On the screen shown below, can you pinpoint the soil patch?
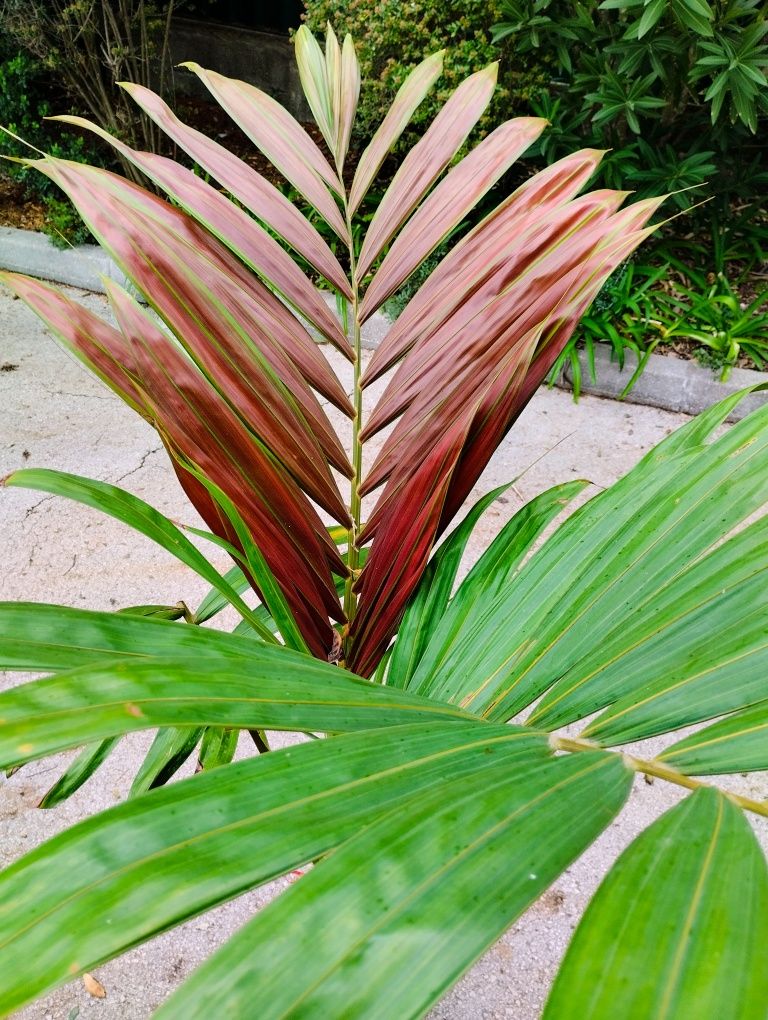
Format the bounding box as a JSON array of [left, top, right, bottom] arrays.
[[0, 178, 46, 232]]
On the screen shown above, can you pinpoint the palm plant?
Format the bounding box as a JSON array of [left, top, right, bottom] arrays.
[[1, 25, 767, 1018]]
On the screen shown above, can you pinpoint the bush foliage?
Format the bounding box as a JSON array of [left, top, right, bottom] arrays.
[[0, 44, 96, 245], [302, 0, 547, 146], [492, 0, 768, 210]]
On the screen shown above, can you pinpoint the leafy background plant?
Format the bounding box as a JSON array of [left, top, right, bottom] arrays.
[[0, 39, 103, 245], [302, 0, 547, 149], [1, 25, 767, 1019], [489, 0, 768, 381], [303, 0, 768, 381], [0, 0, 185, 244]]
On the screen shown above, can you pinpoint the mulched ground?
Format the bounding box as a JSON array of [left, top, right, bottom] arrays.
[[0, 178, 46, 232]]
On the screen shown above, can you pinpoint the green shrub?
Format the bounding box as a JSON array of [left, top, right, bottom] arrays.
[[492, 0, 768, 224], [490, 0, 768, 388], [493, 0, 768, 138], [302, 0, 548, 147], [0, 44, 97, 245]]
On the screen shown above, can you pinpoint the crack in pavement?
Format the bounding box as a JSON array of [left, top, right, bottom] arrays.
[[41, 387, 115, 402], [114, 445, 163, 484], [22, 495, 55, 521]]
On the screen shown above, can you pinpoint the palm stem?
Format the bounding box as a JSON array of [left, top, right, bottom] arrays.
[[551, 735, 768, 819], [343, 207, 363, 634]]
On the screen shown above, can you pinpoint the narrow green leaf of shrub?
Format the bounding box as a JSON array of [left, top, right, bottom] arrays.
[[38, 738, 120, 809], [543, 789, 768, 1020], [157, 752, 631, 1020], [0, 656, 473, 769], [129, 727, 205, 798], [0, 722, 548, 1015], [659, 699, 768, 775], [3, 469, 274, 642]]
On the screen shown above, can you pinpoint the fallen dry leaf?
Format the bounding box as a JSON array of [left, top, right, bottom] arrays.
[[82, 972, 106, 998]]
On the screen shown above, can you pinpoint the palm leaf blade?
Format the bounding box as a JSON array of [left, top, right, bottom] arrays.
[[0, 656, 472, 769], [543, 789, 768, 1019], [119, 82, 352, 297], [157, 752, 630, 1019], [659, 701, 768, 774], [0, 722, 548, 1014], [355, 63, 499, 282]]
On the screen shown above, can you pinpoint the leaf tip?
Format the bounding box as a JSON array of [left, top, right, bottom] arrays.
[[485, 61, 500, 83]]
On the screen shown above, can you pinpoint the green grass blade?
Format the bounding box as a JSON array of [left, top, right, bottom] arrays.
[[544, 789, 768, 1019], [157, 752, 630, 1019], [0, 722, 548, 1015]]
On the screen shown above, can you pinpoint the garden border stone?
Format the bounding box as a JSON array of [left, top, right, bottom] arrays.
[[558, 344, 768, 422], [0, 226, 130, 293], [3, 225, 767, 419]]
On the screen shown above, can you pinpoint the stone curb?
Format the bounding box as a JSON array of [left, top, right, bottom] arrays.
[[0, 226, 131, 293], [0, 226, 393, 347], [557, 344, 768, 422], [3, 225, 767, 419]]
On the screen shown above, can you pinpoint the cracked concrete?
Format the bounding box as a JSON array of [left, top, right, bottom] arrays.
[[114, 446, 164, 485], [1, 283, 767, 1019]]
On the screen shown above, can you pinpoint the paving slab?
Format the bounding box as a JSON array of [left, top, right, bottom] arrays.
[[1, 283, 766, 1019]]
